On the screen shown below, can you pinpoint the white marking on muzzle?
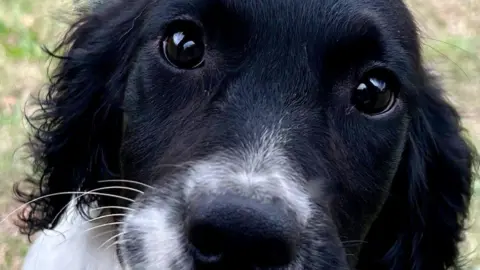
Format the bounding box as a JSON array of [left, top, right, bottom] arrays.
[[120, 206, 192, 270], [119, 129, 312, 269], [183, 130, 313, 226]]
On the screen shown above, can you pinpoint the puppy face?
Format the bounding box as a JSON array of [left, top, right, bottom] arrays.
[[19, 0, 475, 269], [117, 0, 417, 268]]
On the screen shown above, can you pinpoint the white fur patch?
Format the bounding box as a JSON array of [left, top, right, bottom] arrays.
[[119, 205, 192, 270], [23, 201, 123, 270], [183, 130, 312, 226], [118, 129, 313, 269]]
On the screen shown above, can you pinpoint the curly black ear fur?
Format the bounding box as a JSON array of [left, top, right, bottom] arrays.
[[15, 0, 147, 237], [358, 71, 478, 270]]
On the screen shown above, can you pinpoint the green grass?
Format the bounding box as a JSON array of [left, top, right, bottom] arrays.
[[0, 0, 479, 269], [0, 106, 29, 270], [0, 105, 25, 198], [0, 1, 66, 268], [0, 234, 29, 270]]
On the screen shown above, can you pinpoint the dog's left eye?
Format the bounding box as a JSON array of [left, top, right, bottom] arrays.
[[161, 21, 205, 69]]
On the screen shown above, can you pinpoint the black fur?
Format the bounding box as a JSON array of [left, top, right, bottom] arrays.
[[16, 0, 478, 269]]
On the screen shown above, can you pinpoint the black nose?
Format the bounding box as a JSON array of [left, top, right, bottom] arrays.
[[188, 194, 299, 268]]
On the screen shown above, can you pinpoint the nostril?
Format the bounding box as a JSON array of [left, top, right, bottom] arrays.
[[189, 223, 225, 263], [190, 242, 223, 265], [188, 194, 299, 268]]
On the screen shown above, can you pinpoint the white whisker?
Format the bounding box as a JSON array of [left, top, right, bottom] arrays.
[[84, 222, 126, 233], [50, 221, 127, 250], [92, 229, 118, 240], [0, 191, 135, 226], [98, 232, 128, 250], [98, 179, 155, 190], [83, 213, 126, 226], [104, 240, 126, 251], [91, 206, 134, 213], [50, 186, 143, 226], [57, 214, 128, 237]]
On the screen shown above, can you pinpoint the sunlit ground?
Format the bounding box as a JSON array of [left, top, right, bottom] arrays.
[[0, 0, 479, 269]]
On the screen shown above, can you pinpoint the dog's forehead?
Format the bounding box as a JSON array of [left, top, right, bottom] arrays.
[[83, 0, 412, 37], [165, 0, 371, 22], [137, 0, 391, 41], [81, 0, 417, 63], [85, 0, 401, 22]]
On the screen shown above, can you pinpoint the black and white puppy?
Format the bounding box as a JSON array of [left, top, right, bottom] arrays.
[[17, 0, 477, 269]]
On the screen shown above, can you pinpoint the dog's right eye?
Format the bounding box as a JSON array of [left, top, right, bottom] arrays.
[[351, 68, 399, 116], [161, 21, 205, 69]]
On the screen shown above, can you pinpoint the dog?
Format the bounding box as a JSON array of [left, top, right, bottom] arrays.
[[15, 0, 478, 269]]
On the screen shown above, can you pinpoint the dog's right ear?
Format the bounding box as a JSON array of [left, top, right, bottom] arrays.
[[357, 69, 478, 270], [15, 0, 148, 238]]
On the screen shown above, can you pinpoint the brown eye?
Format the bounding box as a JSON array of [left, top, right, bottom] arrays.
[[161, 21, 205, 69], [351, 69, 398, 115]]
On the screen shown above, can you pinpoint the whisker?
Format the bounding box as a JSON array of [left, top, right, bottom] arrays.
[[422, 36, 477, 57], [341, 240, 368, 248], [341, 240, 367, 244], [105, 240, 126, 251], [98, 232, 128, 250], [92, 229, 119, 240], [1, 191, 135, 226], [50, 221, 127, 250], [91, 206, 134, 213], [84, 213, 127, 225], [84, 222, 126, 233], [50, 186, 143, 226], [56, 213, 128, 236], [98, 179, 155, 190], [47, 206, 133, 236], [98, 179, 155, 189], [420, 41, 469, 80]]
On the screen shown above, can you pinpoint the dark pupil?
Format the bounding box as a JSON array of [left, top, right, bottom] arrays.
[[354, 77, 392, 113], [166, 31, 203, 68]]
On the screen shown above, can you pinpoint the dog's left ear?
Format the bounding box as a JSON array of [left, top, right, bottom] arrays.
[[15, 1, 146, 237], [358, 70, 478, 270]]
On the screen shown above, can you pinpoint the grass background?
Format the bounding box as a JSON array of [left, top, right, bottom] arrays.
[[0, 0, 479, 269]]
